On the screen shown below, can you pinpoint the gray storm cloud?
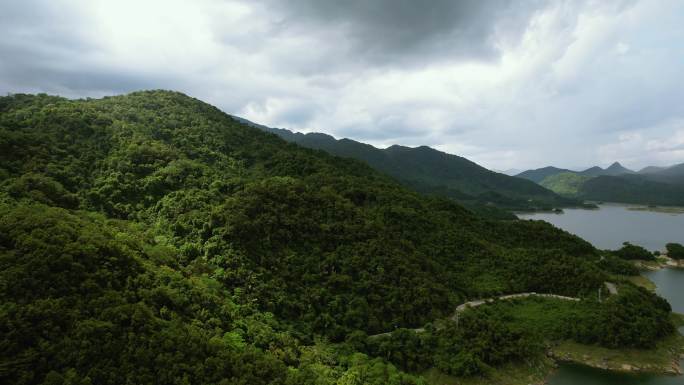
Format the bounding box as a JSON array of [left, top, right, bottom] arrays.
[[260, 0, 542, 65]]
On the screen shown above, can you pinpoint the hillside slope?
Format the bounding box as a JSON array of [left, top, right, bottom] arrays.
[[255, 125, 580, 213], [0, 91, 673, 384], [0, 90, 602, 329]]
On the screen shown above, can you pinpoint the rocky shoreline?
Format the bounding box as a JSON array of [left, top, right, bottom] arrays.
[[634, 256, 682, 271], [548, 350, 683, 376]]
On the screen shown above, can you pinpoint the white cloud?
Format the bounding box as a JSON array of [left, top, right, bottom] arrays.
[[1, 0, 684, 170], [598, 119, 684, 167]]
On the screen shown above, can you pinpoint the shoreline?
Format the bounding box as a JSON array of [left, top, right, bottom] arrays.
[[547, 337, 684, 377], [634, 256, 683, 271]]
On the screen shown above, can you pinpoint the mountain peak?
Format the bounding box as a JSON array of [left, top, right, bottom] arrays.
[[605, 161, 634, 174], [607, 161, 628, 169]]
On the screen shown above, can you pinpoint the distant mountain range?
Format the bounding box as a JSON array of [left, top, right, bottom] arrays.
[[517, 162, 684, 206], [235, 118, 585, 217], [516, 162, 635, 183]]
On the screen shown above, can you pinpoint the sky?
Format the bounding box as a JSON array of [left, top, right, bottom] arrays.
[[1, 0, 683, 171]]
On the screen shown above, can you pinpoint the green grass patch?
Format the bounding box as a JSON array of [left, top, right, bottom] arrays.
[[625, 275, 657, 291], [477, 296, 587, 341]]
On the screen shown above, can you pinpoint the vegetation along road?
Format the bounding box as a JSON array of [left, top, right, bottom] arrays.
[[370, 292, 580, 338]]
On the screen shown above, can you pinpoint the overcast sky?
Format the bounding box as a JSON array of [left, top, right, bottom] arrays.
[[1, 0, 683, 170]]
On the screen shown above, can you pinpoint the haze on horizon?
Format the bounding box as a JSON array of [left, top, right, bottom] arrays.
[[1, 0, 683, 171]]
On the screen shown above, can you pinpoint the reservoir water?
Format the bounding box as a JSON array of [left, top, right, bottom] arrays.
[[520, 204, 684, 384], [518, 203, 684, 251], [645, 268, 684, 314]]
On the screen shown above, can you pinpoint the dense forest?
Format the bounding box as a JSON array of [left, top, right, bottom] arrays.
[[249, 123, 584, 216], [0, 91, 676, 384]]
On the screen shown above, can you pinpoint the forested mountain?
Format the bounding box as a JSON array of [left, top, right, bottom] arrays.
[[516, 162, 634, 183], [0, 91, 675, 384], [579, 175, 684, 205], [518, 161, 684, 206], [515, 166, 575, 183], [249, 124, 581, 214]]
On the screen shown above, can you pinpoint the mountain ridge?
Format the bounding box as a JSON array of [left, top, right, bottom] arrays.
[[245, 121, 582, 214], [517, 162, 636, 182]]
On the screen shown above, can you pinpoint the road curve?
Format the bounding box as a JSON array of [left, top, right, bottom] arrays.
[[368, 292, 580, 338], [450, 292, 579, 321]]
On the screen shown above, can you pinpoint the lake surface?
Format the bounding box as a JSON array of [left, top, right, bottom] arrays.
[[519, 203, 684, 384], [644, 268, 684, 314], [518, 203, 684, 251]]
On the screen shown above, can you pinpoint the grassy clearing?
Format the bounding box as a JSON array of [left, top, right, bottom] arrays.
[[480, 296, 587, 340], [613, 274, 657, 291]]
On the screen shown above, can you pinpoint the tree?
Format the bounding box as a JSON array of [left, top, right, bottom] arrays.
[[613, 242, 654, 260], [666, 243, 684, 262]]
